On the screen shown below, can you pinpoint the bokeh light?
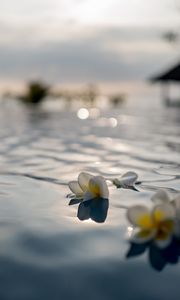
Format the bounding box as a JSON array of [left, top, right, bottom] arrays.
[[77, 108, 89, 119]]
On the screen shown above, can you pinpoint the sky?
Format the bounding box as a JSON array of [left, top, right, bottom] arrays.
[[0, 0, 180, 91]]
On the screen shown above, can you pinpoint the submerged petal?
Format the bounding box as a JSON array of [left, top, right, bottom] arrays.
[[127, 205, 153, 229], [78, 172, 93, 192], [89, 176, 109, 199], [68, 181, 83, 196], [151, 189, 170, 205]]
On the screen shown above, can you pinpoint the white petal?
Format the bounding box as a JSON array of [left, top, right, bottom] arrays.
[[120, 172, 138, 187], [152, 203, 176, 223], [89, 176, 109, 199], [172, 194, 180, 219], [151, 189, 170, 205], [127, 205, 153, 229], [130, 228, 155, 244], [78, 172, 93, 192], [84, 191, 94, 202], [68, 181, 83, 196], [174, 194, 180, 203]]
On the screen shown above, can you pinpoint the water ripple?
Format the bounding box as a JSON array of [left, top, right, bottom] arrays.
[[0, 100, 180, 299]]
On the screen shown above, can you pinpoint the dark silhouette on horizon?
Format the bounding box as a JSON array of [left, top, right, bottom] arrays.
[[18, 81, 49, 105], [150, 62, 180, 106]]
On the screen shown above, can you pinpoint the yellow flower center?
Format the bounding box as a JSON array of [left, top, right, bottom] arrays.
[[89, 183, 101, 197], [137, 214, 153, 229], [153, 210, 165, 224], [137, 210, 174, 234]]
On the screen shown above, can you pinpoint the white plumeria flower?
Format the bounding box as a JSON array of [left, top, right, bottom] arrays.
[[127, 202, 176, 248], [112, 171, 138, 190], [68, 172, 109, 202], [151, 189, 180, 237]]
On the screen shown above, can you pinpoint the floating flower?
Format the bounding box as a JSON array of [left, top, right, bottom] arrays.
[[68, 172, 109, 223], [68, 172, 109, 203], [127, 202, 176, 248], [151, 189, 180, 237], [126, 191, 180, 271], [112, 171, 138, 190]]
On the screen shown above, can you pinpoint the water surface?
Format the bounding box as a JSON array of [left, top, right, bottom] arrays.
[[0, 96, 180, 300]]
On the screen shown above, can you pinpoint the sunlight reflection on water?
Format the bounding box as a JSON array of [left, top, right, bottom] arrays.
[[77, 107, 89, 119]]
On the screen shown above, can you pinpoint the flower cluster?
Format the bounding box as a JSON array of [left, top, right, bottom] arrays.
[[68, 172, 109, 202], [68, 171, 138, 203], [67, 172, 180, 249], [127, 190, 180, 249]]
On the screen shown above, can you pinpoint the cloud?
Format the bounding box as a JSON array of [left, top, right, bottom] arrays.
[[0, 25, 176, 84], [1, 0, 179, 27]]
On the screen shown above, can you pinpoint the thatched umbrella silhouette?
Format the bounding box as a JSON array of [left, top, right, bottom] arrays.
[[150, 62, 180, 106]]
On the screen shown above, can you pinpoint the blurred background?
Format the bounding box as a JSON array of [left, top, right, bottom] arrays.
[[0, 0, 180, 106], [0, 1, 180, 300]]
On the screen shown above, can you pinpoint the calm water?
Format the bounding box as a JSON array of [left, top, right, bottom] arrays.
[[0, 94, 180, 300]]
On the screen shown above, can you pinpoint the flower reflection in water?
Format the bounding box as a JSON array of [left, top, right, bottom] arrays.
[[126, 238, 180, 272], [69, 197, 109, 223], [77, 198, 109, 223]]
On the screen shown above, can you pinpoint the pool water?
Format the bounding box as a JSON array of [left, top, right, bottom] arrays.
[[0, 96, 180, 300]]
